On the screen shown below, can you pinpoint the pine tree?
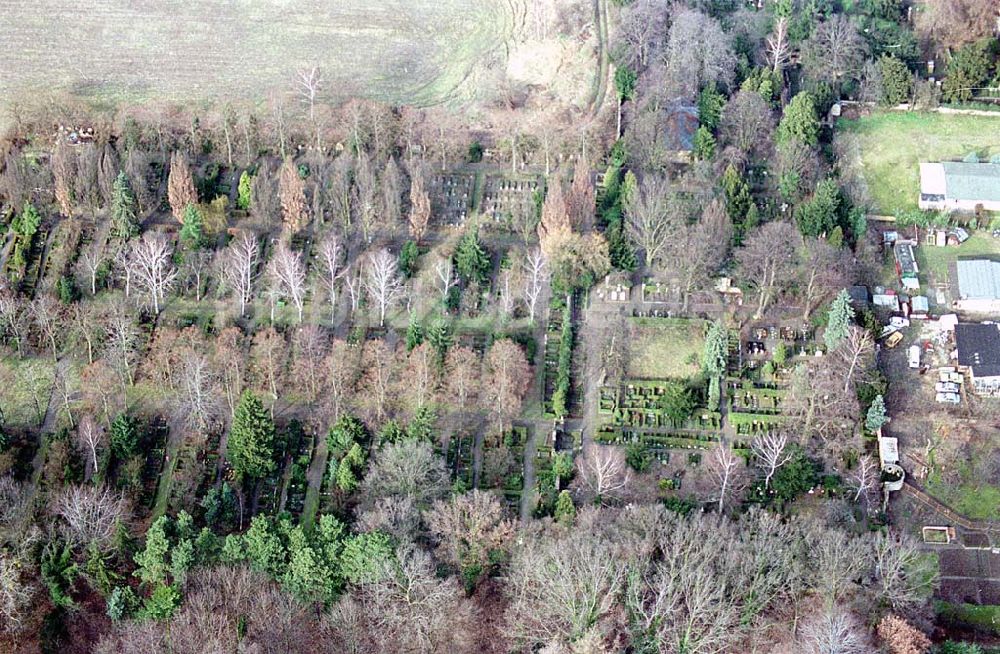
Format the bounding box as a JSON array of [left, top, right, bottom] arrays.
[[228, 391, 277, 481], [454, 226, 490, 284], [406, 314, 423, 351], [110, 171, 139, 241], [824, 289, 855, 351], [134, 516, 171, 586], [692, 126, 716, 160], [865, 394, 888, 433], [110, 413, 139, 458], [554, 490, 576, 525], [243, 515, 286, 576], [237, 170, 253, 211], [179, 204, 205, 248], [167, 152, 197, 224], [701, 321, 729, 377], [106, 585, 139, 621], [777, 92, 819, 146], [340, 532, 393, 585], [282, 526, 337, 603]]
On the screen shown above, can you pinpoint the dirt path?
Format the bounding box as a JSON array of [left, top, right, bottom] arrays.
[[301, 433, 328, 529], [151, 417, 185, 519], [25, 358, 67, 506], [518, 422, 538, 522], [589, 0, 610, 118]]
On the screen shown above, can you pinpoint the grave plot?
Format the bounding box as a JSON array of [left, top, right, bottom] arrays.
[[479, 427, 528, 510], [481, 175, 540, 225], [429, 173, 476, 225], [596, 380, 724, 461], [282, 437, 312, 516], [445, 432, 475, 489], [138, 420, 169, 511]]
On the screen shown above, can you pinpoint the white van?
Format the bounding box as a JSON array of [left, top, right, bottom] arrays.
[[908, 345, 920, 369]]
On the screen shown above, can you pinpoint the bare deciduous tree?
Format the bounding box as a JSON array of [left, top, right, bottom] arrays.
[[317, 230, 346, 322], [801, 15, 867, 88], [54, 484, 128, 551], [364, 248, 404, 328], [75, 415, 105, 479], [709, 443, 744, 512], [296, 67, 322, 121], [279, 157, 309, 236], [483, 339, 531, 434], [221, 231, 260, 317], [849, 454, 880, 512], [738, 221, 800, 319], [360, 440, 449, 510], [426, 490, 514, 578], [799, 607, 872, 654], [766, 16, 791, 74], [872, 532, 938, 613], [127, 232, 178, 314], [751, 432, 792, 490], [521, 247, 549, 323], [178, 352, 221, 431], [799, 238, 851, 321], [30, 295, 63, 362], [266, 241, 307, 323], [720, 91, 775, 157], [625, 174, 681, 269], [506, 520, 627, 646], [79, 246, 102, 296], [433, 256, 458, 307], [577, 444, 632, 504], [662, 9, 736, 99]]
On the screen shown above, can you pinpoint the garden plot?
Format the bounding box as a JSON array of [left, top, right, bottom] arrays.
[[481, 175, 541, 225], [480, 427, 528, 509], [626, 318, 706, 380], [429, 173, 476, 225]]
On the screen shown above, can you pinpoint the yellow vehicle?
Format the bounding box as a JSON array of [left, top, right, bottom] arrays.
[[885, 331, 904, 348]]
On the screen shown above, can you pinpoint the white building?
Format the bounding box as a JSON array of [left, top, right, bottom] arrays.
[[919, 162, 1000, 212]]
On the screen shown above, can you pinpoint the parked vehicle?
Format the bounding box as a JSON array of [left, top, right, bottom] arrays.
[[885, 331, 904, 348], [908, 345, 921, 369]]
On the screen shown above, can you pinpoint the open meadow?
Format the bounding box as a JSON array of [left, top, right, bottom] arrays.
[[0, 0, 535, 109], [836, 111, 1000, 216]]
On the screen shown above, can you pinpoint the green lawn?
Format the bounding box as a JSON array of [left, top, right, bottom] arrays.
[[927, 458, 1000, 521], [626, 318, 705, 380], [1, 357, 54, 428], [916, 232, 1000, 284], [936, 601, 1000, 635], [837, 112, 1000, 215]]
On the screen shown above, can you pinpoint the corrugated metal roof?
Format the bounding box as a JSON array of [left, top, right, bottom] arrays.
[[942, 162, 1000, 203], [957, 259, 1000, 300]]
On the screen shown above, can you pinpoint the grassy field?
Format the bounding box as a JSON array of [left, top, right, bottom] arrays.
[[837, 112, 1000, 215], [917, 232, 1000, 282], [626, 318, 705, 380], [0, 0, 523, 109]]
